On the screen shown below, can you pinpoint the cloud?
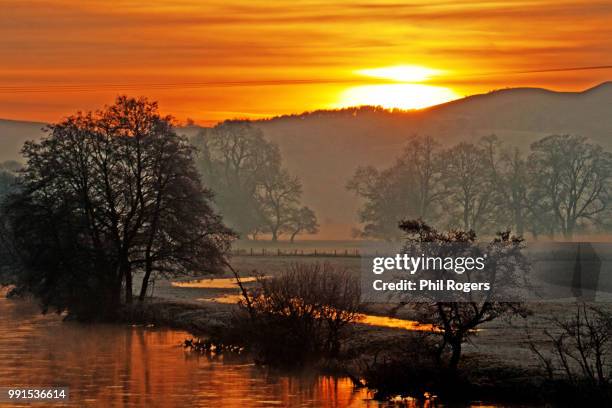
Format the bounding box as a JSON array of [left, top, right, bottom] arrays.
[[1, 0, 611, 121]]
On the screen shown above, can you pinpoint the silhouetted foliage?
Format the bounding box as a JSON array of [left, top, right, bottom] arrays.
[[349, 134, 612, 239], [285, 206, 319, 242], [347, 136, 443, 239], [0, 160, 20, 200], [399, 220, 529, 371], [528, 303, 612, 405], [236, 263, 361, 365], [193, 120, 317, 241], [0, 161, 21, 285], [258, 169, 302, 241], [528, 135, 612, 238], [192, 121, 279, 237], [357, 334, 448, 400], [2, 97, 234, 319]]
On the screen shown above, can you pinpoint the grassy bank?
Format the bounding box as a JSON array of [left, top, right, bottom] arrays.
[[117, 297, 232, 335], [67, 253, 612, 405], [114, 296, 556, 406]]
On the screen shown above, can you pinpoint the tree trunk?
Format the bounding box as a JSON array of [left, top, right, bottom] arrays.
[[139, 258, 153, 302], [515, 207, 524, 236], [564, 219, 575, 240], [463, 199, 470, 230], [109, 268, 124, 317], [290, 230, 299, 243], [448, 338, 462, 371], [124, 266, 133, 304]]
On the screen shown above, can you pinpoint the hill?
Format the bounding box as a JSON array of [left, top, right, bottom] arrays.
[[249, 83, 612, 238], [2, 83, 612, 239], [0, 119, 46, 162]]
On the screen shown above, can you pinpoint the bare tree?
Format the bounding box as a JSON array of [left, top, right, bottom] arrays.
[[3, 97, 234, 318], [285, 206, 319, 243], [481, 135, 529, 235], [135, 127, 234, 302], [192, 121, 280, 236], [400, 220, 529, 371], [258, 169, 302, 241], [347, 165, 410, 239], [528, 135, 612, 239], [403, 135, 444, 220], [347, 135, 444, 239], [530, 303, 612, 390], [440, 143, 495, 231]]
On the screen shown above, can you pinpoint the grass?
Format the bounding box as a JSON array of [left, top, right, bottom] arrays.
[[142, 255, 612, 371], [128, 253, 612, 405]]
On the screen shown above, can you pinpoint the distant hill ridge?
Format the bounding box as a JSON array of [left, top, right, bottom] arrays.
[[2, 83, 612, 239]]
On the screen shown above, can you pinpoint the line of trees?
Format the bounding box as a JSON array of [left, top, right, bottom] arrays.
[[192, 121, 318, 241], [348, 134, 612, 240], [0, 97, 235, 319]]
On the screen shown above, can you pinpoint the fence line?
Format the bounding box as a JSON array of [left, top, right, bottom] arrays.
[[232, 248, 363, 258]]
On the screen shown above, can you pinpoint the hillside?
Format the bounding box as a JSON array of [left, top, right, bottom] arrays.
[[0, 119, 46, 162], [250, 82, 612, 238], [2, 83, 612, 239]]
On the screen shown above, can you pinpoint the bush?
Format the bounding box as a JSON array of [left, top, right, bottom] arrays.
[[357, 333, 442, 400], [529, 303, 612, 405], [237, 262, 361, 366]]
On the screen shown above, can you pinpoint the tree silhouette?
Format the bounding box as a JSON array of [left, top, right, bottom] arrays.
[[193, 121, 279, 237], [440, 142, 494, 231], [347, 136, 444, 238], [528, 135, 612, 238], [258, 169, 302, 241], [399, 220, 529, 371], [2, 97, 234, 318], [285, 206, 319, 242], [193, 120, 315, 241]]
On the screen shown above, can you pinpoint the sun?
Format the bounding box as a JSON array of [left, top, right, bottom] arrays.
[[335, 65, 460, 110], [337, 84, 459, 110]]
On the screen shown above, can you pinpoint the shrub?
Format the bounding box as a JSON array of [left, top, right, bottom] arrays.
[[237, 262, 361, 366], [529, 303, 612, 404], [357, 333, 442, 400]]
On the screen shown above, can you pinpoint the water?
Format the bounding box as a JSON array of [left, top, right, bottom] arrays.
[[0, 294, 386, 408], [169, 277, 437, 331]]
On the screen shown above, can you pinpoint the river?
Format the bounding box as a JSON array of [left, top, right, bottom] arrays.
[[0, 294, 401, 408]]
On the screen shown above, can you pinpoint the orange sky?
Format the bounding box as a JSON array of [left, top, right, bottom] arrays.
[[2, 0, 612, 124]]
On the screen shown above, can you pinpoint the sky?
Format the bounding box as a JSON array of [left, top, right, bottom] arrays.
[[2, 0, 612, 124]]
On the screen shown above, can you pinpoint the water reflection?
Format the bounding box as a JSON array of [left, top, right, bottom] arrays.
[[178, 278, 437, 332], [171, 277, 259, 289], [358, 315, 438, 332], [0, 294, 380, 407]]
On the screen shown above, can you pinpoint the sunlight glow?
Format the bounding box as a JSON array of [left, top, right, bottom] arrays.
[[357, 65, 442, 82], [336, 84, 459, 110]]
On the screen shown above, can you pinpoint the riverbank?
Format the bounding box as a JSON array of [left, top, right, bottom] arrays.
[[118, 297, 233, 334], [1, 293, 379, 408], [5, 281, 607, 406], [116, 284, 612, 406], [114, 295, 550, 405], [9, 251, 612, 407]]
